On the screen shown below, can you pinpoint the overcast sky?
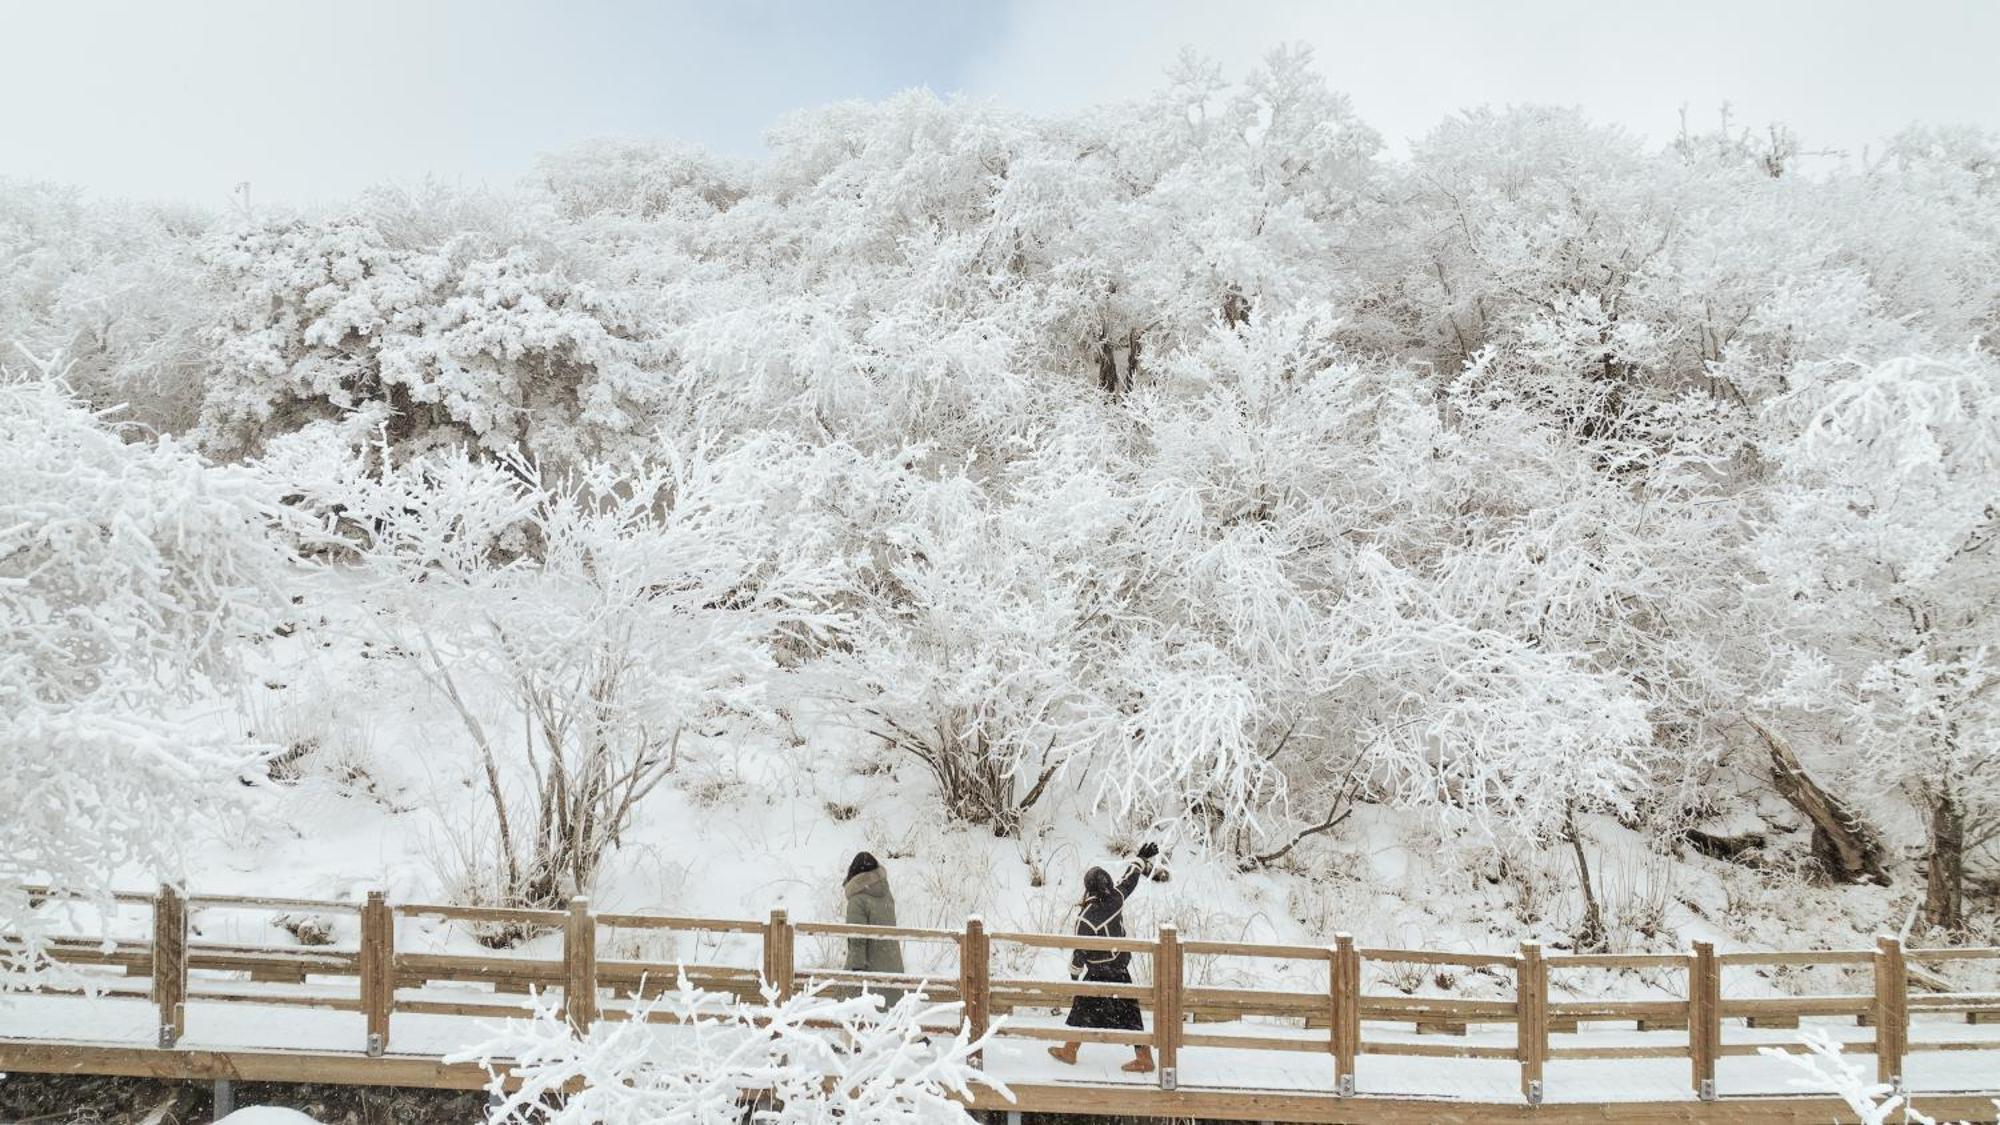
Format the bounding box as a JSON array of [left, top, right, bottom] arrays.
[[4, 0, 1996, 206]]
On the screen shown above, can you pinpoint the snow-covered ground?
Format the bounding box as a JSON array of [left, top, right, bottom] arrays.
[[85, 572, 1952, 969], [8, 991, 2000, 1102]]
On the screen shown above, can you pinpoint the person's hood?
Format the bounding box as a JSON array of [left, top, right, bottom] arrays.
[[845, 865, 891, 901]]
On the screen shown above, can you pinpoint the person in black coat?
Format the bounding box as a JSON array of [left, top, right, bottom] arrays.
[[1048, 841, 1160, 1073]]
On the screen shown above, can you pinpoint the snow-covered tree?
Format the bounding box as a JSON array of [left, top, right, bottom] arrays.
[[1, 366, 290, 976], [1757, 352, 2000, 930], [271, 429, 851, 915], [199, 187, 662, 463], [0, 180, 217, 434]]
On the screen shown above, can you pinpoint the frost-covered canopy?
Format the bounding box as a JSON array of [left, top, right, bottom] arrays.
[[4, 48, 1997, 931]]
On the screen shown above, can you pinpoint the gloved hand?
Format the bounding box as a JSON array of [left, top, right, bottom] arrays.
[[1137, 840, 1161, 861]]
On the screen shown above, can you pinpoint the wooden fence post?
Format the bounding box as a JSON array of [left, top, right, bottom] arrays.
[[360, 891, 393, 1055], [960, 916, 990, 1064], [1874, 935, 1907, 1087], [1332, 933, 1358, 1096], [1155, 924, 1182, 1090], [1516, 941, 1545, 1104], [1690, 941, 1718, 1100], [151, 884, 187, 1048], [764, 909, 794, 1001], [563, 898, 598, 1033]]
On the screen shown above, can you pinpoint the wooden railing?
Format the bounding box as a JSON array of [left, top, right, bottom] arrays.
[[9, 884, 2000, 1111]]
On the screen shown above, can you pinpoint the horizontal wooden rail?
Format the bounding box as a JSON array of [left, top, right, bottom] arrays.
[[19, 885, 157, 906], [393, 903, 567, 925], [395, 953, 563, 980], [187, 893, 365, 912], [1547, 1043, 1691, 1060], [1179, 939, 1333, 961], [1548, 998, 1689, 1020], [1716, 949, 1876, 966], [792, 921, 961, 942], [794, 969, 955, 989], [987, 930, 1155, 954], [988, 976, 1152, 1001], [1357, 948, 1519, 968], [594, 912, 764, 934], [1910, 947, 2000, 962], [1911, 991, 2000, 1008], [1362, 995, 1520, 1018], [1547, 952, 1689, 969], [185, 987, 363, 1013], [1363, 1041, 1520, 1060], [1720, 995, 1873, 1017], [1180, 1031, 1331, 1053]]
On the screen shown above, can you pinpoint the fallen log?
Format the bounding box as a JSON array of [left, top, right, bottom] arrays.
[[1750, 718, 1889, 885]]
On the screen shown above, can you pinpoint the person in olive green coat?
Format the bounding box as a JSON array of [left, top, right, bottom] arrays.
[[843, 851, 904, 1008]]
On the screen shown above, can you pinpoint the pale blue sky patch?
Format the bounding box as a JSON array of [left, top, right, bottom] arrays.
[[2, 0, 1994, 204]]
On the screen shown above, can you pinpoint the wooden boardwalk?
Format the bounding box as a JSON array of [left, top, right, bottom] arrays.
[[5, 884, 2000, 1122]]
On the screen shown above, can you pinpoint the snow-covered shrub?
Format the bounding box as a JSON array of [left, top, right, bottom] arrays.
[[279, 434, 850, 915], [0, 182, 219, 435], [457, 978, 1006, 1125], [1, 369, 290, 977], [839, 472, 1117, 836], [198, 187, 663, 463]]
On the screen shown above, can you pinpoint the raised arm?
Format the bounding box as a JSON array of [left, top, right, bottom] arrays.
[[1116, 842, 1161, 899], [1114, 860, 1146, 900]]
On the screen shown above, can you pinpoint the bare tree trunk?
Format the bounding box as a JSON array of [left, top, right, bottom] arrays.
[[1749, 718, 1889, 885], [1222, 289, 1251, 328], [1125, 327, 1144, 388], [1924, 790, 1966, 932], [1096, 333, 1121, 395], [1565, 804, 1607, 952]]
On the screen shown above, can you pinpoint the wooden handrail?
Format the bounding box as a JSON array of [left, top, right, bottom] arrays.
[[1717, 949, 1876, 966], [8, 883, 1992, 1110], [186, 893, 365, 912], [793, 920, 962, 942], [394, 902, 567, 925], [1358, 948, 1519, 968], [595, 911, 764, 934]]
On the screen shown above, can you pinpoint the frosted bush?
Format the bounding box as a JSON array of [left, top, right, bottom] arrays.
[[457, 977, 1007, 1125], [278, 435, 853, 913], [1, 370, 290, 977]]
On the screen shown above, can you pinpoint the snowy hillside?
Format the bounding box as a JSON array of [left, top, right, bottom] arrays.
[[4, 49, 1998, 1044]]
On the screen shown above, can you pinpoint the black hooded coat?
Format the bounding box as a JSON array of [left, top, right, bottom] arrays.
[[1063, 858, 1150, 1031]]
